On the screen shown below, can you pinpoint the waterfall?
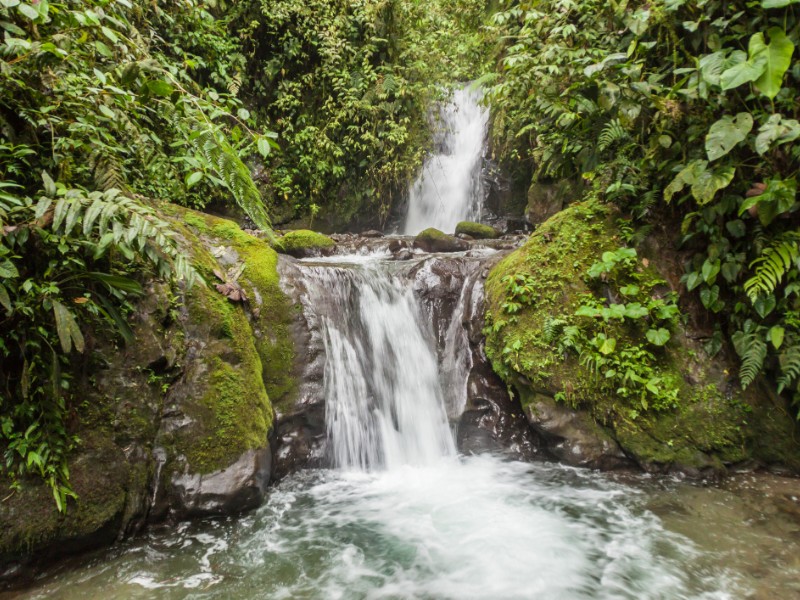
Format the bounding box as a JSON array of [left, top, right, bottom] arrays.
[[300, 260, 458, 470], [403, 85, 489, 235]]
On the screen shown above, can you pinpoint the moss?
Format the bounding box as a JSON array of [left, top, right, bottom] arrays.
[[179, 207, 298, 409], [416, 227, 451, 241], [455, 221, 499, 239], [484, 199, 798, 472], [275, 229, 335, 255], [0, 432, 129, 560]]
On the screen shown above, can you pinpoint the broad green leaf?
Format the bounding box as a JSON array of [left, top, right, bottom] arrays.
[[0, 283, 10, 313], [237, 108, 251, 121], [257, 137, 271, 158], [720, 42, 766, 91], [185, 171, 203, 188], [17, 2, 38, 20], [753, 28, 795, 99], [95, 40, 113, 58], [755, 114, 800, 155], [702, 258, 721, 283], [646, 328, 671, 346], [739, 178, 798, 225], [754, 294, 776, 318], [763, 0, 800, 6], [98, 104, 115, 119], [41, 171, 56, 196], [769, 325, 785, 349], [0, 258, 18, 278], [664, 160, 708, 203], [53, 300, 85, 354], [692, 165, 735, 205], [623, 303, 649, 319], [147, 80, 174, 97], [599, 337, 617, 355], [705, 113, 753, 161]]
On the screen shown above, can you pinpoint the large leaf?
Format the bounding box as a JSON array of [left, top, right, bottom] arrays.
[[720, 41, 766, 91], [705, 113, 753, 161], [664, 160, 735, 205], [739, 178, 798, 225], [753, 28, 795, 99], [53, 300, 85, 354], [763, 0, 800, 6], [755, 114, 800, 154]]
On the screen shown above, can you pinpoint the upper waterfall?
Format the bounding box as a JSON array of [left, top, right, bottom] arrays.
[[402, 85, 489, 235]]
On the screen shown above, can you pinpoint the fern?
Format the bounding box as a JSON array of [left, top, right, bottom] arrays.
[[778, 343, 800, 393], [744, 233, 800, 302], [36, 189, 199, 286], [732, 330, 768, 388], [543, 317, 567, 343], [598, 119, 628, 152], [190, 126, 275, 242]]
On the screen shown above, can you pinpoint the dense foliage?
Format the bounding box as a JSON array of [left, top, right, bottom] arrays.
[[233, 0, 487, 226], [487, 0, 800, 412], [0, 0, 487, 508]]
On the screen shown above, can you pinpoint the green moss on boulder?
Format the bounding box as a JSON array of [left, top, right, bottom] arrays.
[[275, 229, 335, 257], [484, 199, 800, 474], [455, 221, 499, 239], [413, 227, 469, 253]]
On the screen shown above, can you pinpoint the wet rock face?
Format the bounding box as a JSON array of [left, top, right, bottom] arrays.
[[520, 390, 632, 470], [169, 448, 272, 518], [274, 235, 539, 471]]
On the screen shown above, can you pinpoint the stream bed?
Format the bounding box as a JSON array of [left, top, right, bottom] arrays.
[[11, 458, 800, 599]]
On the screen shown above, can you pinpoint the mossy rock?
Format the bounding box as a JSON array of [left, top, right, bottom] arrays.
[[0, 206, 300, 568], [455, 221, 499, 239], [484, 199, 800, 474], [414, 228, 469, 253], [275, 229, 335, 258]]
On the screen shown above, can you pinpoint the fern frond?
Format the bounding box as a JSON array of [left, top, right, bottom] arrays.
[[744, 233, 800, 302], [732, 330, 767, 388], [598, 119, 628, 152], [189, 125, 275, 242], [543, 317, 567, 343], [778, 343, 800, 393], [41, 189, 200, 286]]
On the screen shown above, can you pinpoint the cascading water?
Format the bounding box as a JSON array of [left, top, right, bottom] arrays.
[[17, 251, 778, 599], [303, 261, 456, 470], [18, 95, 795, 600], [403, 85, 489, 235]]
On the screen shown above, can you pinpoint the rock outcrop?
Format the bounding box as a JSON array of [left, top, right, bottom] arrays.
[[484, 200, 800, 476], [0, 207, 296, 573]]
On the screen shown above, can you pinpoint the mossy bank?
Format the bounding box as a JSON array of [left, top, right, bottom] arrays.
[[0, 206, 296, 572], [484, 200, 800, 475]]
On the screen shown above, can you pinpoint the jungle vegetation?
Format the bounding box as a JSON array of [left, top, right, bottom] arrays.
[[1, 0, 798, 508]]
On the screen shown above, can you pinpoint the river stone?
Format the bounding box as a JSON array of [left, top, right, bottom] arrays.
[[170, 448, 272, 518], [455, 221, 499, 240], [413, 228, 469, 253], [523, 392, 632, 469]]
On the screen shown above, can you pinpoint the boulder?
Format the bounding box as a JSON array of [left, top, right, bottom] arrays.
[[526, 179, 581, 225], [275, 229, 336, 258], [455, 221, 499, 240], [0, 207, 297, 571], [413, 228, 469, 253], [484, 200, 800, 476]]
